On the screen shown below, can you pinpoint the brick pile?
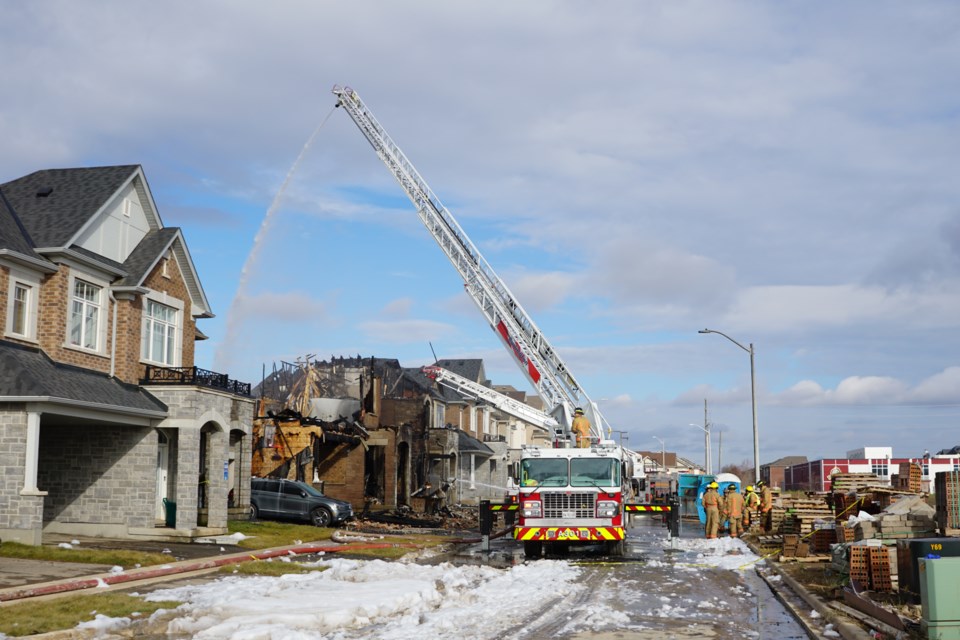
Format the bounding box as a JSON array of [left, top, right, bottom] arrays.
[[935, 470, 960, 533], [848, 544, 898, 593]]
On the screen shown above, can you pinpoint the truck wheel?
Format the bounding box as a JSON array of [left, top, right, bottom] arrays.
[[310, 507, 332, 527], [523, 541, 542, 559], [606, 540, 625, 557]]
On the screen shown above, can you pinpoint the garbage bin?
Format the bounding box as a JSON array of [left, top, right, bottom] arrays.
[[163, 498, 176, 528]]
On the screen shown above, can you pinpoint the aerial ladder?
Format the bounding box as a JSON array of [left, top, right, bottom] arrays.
[[333, 85, 607, 442], [421, 365, 557, 435]]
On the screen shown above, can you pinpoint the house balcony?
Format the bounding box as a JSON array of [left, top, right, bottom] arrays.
[[141, 365, 252, 397]]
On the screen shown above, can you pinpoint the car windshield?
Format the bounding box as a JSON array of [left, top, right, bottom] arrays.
[[570, 458, 620, 487], [520, 459, 568, 487]]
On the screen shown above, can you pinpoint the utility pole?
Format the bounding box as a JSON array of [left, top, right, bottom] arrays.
[[717, 429, 722, 472]]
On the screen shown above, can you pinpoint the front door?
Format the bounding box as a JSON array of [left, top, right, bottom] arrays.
[[156, 439, 169, 519]]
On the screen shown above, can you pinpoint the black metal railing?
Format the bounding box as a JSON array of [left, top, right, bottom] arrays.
[[141, 366, 252, 397]]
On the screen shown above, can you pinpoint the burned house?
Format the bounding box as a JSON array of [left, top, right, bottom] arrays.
[[251, 356, 539, 512]]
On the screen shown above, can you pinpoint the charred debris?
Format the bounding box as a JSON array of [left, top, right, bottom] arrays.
[[253, 355, 481, 531]]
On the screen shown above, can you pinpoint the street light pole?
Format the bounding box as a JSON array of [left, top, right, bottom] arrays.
[[689, 421, 712, 475], [653, 436, 666, 471], [699, 328, 760, 483]]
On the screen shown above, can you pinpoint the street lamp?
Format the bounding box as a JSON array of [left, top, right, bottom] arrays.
[[698, 328, 759, 483], [689, 423, 712, 475], [653, 436, 666, 471]]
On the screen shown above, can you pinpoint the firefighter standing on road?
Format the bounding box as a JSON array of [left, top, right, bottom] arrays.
[[723, 485, 745, 538], [571, 407, 591, 448], [758, 481, 774, 532], [702, 481, 722, 539], [743, 485, 760, 530]]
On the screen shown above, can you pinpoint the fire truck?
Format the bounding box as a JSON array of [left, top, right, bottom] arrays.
[[333, 86, 649, 557]]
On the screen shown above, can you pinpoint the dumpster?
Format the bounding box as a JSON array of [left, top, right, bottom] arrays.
[[163, 498, 176, 528]]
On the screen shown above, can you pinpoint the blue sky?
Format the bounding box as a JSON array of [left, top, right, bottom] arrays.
[[3, 1, 959, 470]]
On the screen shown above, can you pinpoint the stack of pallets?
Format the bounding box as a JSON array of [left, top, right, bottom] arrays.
[[831, 473, 886, 494]]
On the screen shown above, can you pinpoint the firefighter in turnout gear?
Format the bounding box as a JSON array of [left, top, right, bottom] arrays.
[[743, 485, 760, 529], [702, 482, 722, 539], [723, 485, 745, 538], [758, 481, 774, 532], [571, 407, 591, 449]]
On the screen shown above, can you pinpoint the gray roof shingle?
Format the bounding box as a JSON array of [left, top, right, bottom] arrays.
[[0, 339, 167, 415], [0, 166, 138, 248]]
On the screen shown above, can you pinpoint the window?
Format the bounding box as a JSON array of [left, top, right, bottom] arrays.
[[6, 272, 40, 341], [69, 279, 102, 350], [142, 299, 178, 365], [871, 461, 889, 477], [11, 283, 29, 335]]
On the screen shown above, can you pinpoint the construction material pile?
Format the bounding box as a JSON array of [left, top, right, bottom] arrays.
[[844, 495, 937, 542]]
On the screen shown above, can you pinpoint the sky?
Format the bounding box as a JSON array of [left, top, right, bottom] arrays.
[[78, 535, 767, 638], [2, 1, 959, 469]]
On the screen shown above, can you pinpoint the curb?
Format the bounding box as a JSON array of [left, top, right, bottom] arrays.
[[745, 538, 873, 640]]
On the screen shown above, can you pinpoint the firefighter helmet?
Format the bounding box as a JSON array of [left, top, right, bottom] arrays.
[[574, 407, 584, 415], [757, 480, 766, 488], [746, 485, 754, 492], [708, 481, 719, 489]]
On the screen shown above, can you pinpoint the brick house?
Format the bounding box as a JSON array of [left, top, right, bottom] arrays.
[[0, 165, 254, 545], [760, 455, 808, 489]]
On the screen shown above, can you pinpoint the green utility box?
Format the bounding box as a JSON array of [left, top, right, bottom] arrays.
[[898, 538, 960, 603], [163, 498, 177, 528], [920, 557, 960, 640]]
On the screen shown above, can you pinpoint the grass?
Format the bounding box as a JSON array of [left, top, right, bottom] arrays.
[[0, 541, 174, 568], [227, 519, 335, 549], [0, 593, 180, 637], [218, 560, 326, 576]]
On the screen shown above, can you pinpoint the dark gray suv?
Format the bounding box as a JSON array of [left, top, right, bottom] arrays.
[[250, 478, 354, 527]]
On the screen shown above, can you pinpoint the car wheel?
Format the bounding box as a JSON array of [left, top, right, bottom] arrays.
[[310, 507, 332, 527], [249, 503, 259, 521]]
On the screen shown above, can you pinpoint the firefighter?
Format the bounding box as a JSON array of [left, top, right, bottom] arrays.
[[743, 485, 760, 529], [758, 480, 773, 532], [571, 407, 591, 448], [723, 484, 745, 538], [702, 481, 722, 539]]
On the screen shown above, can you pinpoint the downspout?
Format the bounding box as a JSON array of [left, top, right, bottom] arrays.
[[108, 289, 118, 378]]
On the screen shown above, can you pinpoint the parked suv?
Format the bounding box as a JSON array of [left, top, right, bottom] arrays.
[[250, 478, 354, 527]]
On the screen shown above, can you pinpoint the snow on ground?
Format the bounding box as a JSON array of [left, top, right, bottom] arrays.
[[664, 535, 763, 571], [127, 558, 584, 639], [77, 534, 770, 639]]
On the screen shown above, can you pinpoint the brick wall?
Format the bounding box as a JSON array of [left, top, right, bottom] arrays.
[[36, 267, 112, 372]]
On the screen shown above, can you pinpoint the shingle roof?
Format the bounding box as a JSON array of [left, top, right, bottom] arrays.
[[0, 188, 40, 256], [0, 339, 167, 415], [434, 359, 484, 382], [0, 166, 138, 248], [765, 455, 808, 468], [457, 429, 494, 457], [116, 228, 179, 286]]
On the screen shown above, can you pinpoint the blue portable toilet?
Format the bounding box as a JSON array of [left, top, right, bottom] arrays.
[[695, 473, 742, 525]]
